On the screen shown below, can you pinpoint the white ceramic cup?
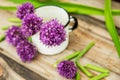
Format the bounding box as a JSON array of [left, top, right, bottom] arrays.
[[32, 6, 78, 55]]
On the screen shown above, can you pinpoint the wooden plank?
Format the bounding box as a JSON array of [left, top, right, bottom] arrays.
[[0, 57, 25, 80], [0, 53, 46, 80]]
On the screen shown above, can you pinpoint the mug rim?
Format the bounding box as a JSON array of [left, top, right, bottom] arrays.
[[35, 5, 70, 28]]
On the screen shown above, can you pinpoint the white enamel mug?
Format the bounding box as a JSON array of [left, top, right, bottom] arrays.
[[32, 6, 78, 55]]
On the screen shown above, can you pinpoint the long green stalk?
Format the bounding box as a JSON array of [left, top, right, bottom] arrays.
[[89, 73, 109, 80], [75, 71, 81, 80], [39, 1, 120, 15], [0, 6, 16, 10], [53, 51, 80, 67], [75, 42, 94, 62], [0, 34, 5, 42], [104, 0, 120, 57], [8, 18, 21, 23], [76, 62, 93, 77], [85, 64, 109, 73], [6, 0, 120, 15], [1, 23, 21, 30], [74, 42, 94, 77]]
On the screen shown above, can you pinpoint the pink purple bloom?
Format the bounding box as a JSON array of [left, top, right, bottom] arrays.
[[16, 2, 34, 19], [21, 13, 43, 37], [57, 60, 77, 79], [6, 26, 26, 46], [16, 40, 37, 62], [40, 19, 66, 46]]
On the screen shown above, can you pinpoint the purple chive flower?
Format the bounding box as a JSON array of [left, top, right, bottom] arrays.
[[6, 26, 26, 46], [21, 13, 43, 37], [40, 19, 66, 46], [16, 41, 37, 62], [57, 60, 77, 79], [16, 2, 34, 19]]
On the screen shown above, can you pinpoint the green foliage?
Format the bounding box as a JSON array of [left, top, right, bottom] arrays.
[[104, 0, 120, 57]]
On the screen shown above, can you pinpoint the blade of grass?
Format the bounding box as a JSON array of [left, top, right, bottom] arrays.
[[104, 0, 120, 57], [6, 0, 120, 15]]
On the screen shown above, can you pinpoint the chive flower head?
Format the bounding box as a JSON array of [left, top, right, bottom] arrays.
[[16, 2, 34, 19], [57, 60, 77, 79], [21, 13, 43, 37], [16, 40, 37, 62], [40, 19, 66, 46], [6, 26, 26, 46]]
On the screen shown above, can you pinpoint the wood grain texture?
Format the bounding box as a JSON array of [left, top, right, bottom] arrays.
[[0, 53, 46, 80], [0, 57, 25, 80]]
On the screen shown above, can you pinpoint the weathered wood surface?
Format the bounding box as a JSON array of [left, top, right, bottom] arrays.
[[0, 0, 120, 80], [0, 57, 25, 80], [0, 53, 46, 80]]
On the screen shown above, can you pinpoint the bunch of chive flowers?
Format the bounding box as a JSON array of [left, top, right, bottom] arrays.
[[6, 2, 66, 62], [54, 42, 109, 80]]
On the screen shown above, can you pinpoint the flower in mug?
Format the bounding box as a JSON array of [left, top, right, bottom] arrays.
[[16, 40, 37, 62], [57, 60, 77, 79], [21, 13, 43, 37], [6, 26, 26, 46], [16, 2, 34, 19], [40, 19, 66, 46]]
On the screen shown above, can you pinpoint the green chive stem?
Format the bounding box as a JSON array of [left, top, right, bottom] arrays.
[[38, 1, 120, 16], [75, 71, 81, 80], [76, 62, 93, 77], [8, 18, 21, 23], [85, 64, 109, 73], [53, 51, 80, 67], [28, 37, 32, 42], [89, 73, 109, 80], [0, 6, 16, 10], [104, 0, 120, 57], [1, 26, 10, 30], [1, 24, 21, 30], [15, 23, 21, 27], [75, 42, 94, 62], [65, 51, 80, 60], [6, 0, 120, 15], [0, 34, 5, 42], [1, 1, 120, 16]]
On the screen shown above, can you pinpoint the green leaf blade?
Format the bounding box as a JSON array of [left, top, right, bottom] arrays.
[[104, 0, 120, 57]]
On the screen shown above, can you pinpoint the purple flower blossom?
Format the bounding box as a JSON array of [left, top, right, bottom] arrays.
[[16, 2, 34, 19], [16, 40, 37, 62], [6, 26, 26, 46], [57, 60, 77, 79], [40, 19, 66, 46], [21, 13, 43, 37]]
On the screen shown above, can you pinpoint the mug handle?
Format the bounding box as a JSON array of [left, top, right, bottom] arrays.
[[69, 16, 78, 32]]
